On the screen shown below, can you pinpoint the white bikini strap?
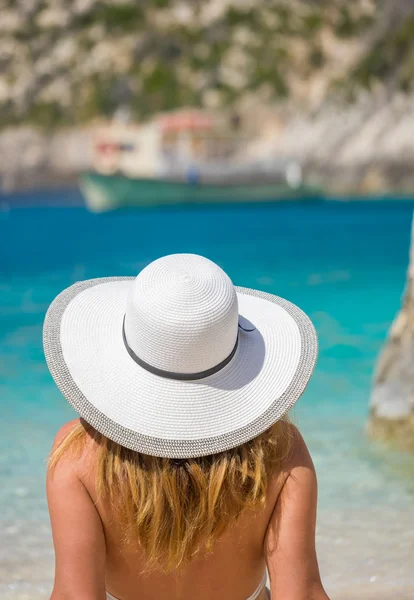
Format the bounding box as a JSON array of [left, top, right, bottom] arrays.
[[246, 570, 268, 600]]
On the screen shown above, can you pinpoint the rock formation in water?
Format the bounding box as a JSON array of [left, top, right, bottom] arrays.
[[369, 218, 414, 451]]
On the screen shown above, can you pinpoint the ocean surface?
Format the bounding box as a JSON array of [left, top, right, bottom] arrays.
[[1, 189, 414, 599]]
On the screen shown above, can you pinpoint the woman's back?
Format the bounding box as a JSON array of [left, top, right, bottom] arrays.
[[47, 419, 328, 600], [101, 469, 276, 600]]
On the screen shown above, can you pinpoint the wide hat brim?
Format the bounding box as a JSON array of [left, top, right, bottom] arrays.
[[43, 277, 317, 458]]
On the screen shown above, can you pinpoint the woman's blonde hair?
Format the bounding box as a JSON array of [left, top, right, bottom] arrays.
[[50, 418, 293, 572]]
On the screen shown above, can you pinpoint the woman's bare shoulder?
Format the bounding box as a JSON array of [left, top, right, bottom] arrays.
[[49, 418, 97, 482], [266, 424, 313, 506], [281, 423, 315, 475], [51, 418, 81, 449]]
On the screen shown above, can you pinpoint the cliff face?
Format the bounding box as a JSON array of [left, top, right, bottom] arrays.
[[369, 219, 414, 451], [1, 0, 413, 128], [2, 1, 414, 192]]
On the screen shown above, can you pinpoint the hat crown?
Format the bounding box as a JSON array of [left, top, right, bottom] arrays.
[[124, 254, 238, 374]]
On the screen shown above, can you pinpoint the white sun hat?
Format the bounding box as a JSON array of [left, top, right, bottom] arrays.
[[43, 254, 317, 458]]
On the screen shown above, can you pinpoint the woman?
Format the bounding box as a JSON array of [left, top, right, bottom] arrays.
[[45, 253, 329, 600]]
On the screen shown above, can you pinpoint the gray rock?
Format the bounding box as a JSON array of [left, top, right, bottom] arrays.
[[369, 217, 414, 450]]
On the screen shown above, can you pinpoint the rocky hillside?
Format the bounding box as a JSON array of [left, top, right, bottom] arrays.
[[1, 0, 414, 128]]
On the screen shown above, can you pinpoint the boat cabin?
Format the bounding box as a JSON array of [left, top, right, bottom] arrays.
[[92, 109, 244, 179]]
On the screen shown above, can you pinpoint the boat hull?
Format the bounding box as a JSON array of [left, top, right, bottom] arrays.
[[79, 172, 322, 212]]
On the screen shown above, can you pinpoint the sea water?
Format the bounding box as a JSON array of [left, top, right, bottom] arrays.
[[1, 190, 414, 599]]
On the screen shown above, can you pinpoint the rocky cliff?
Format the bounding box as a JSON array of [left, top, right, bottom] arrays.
[[369, 218, 414, 451], [2, 1, 414, 191], [1, 0, 413, 127]]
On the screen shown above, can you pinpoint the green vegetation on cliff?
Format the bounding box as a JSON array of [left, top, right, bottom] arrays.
[[0, 0, 413, 128]]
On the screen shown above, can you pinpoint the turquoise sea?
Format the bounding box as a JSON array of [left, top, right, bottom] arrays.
[[1, 190, 414, 599]]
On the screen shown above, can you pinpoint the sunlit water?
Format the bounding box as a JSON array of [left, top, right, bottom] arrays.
[[1, 190, 414, 599]]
